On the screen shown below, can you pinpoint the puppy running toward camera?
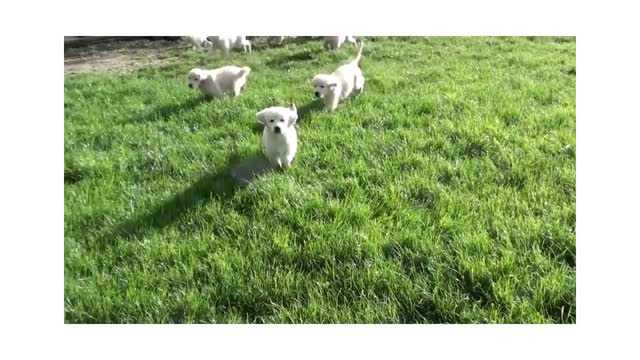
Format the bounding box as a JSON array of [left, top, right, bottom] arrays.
[[207, 36, 252, 56], [188, 66, 251, 98], [183, 36, 212, 50], [312, 40, 365, 111], [257, 104, 299, 169], [324, 36, 357, 50]]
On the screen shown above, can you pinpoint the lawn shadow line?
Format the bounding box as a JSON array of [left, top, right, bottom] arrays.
[[129, 95, 209, 123], [265, 49, 315, 67], [101, 152, 278, 246], [297, 99, 323, 123], [283, 36, 321, 46]]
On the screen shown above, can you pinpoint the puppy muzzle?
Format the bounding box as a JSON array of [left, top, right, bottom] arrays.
[[274, 127, 281, 134]]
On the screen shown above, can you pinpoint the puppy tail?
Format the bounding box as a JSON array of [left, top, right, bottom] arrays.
[[351, 40, 364, 65], [238, 66, 252, 77]]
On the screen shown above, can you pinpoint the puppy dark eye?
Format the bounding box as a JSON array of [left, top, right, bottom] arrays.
[[270, 119, 274, 123], [280, 119, 284, 122], [320, 85, 325, 89]]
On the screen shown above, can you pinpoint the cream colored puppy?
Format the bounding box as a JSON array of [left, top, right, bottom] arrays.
[[187, 66, 251, 98], [324, 36, 357, 50], [270, 36, 287, 44], [257, 104, 299, 169], [312, 41, 365, 111], [183, 36, 213, 50], [207, 36, 252, 56], [274, 36, 297, 44]]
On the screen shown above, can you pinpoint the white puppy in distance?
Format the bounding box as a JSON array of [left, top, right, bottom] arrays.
[[312, 40, 365, 111], [183, 36, 212, 50], [271, 36, 287, 44], [188, 66, 251, 98], [257, 104, 299, 169], [274, 36, 298, 44], [207, 36, 252, 56], [324, 36, 357, 50]]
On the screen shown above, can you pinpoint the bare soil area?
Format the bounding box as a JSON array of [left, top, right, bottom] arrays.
[[64, 38, 186, 75]]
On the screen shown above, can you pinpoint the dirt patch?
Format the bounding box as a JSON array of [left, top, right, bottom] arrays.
[[64, 37, 319, 75], [64, 38, 187, 75]]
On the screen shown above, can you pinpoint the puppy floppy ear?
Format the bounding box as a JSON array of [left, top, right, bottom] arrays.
[[256, 110, 267, 124], [328, 82, 338, 90], [198, 71, 212, 83], [288, 105, 298, 127], [238, 66, 251, 77], [190, 68, 203, 79]]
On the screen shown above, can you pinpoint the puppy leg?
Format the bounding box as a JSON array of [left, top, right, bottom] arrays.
[[331, 95, 340, 111], [233, 82, 243, 97], [284, 153, 296, 168], [208, 79, 224, 98], [325, 93, 340, 112], [355, 75, 365, 96], [281, 157, 291, 169]]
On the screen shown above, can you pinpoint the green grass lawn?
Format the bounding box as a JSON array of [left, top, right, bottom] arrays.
[[64, 36, 576, 323]]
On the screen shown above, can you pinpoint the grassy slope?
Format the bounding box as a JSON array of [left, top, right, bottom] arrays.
[[64, 37, 576, 323]]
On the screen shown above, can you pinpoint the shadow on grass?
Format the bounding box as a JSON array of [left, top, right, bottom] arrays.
[[265, 49, 315, 67], [282, 36, 320, 46], [297, 99, 324, 123], [102, 153, 278, 245], [129, 96, 209, 123]]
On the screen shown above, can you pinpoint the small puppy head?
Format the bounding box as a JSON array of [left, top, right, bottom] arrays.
[[188, 68, 205, 89], [312, 74, 339, 99], [256, 104, 298, 135], [202, 40, 213, 48]]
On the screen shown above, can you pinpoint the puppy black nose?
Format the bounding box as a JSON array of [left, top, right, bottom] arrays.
[[274, 126, 281, 133], [188, 84, 193, 88], [314, 91, 320, 97]]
